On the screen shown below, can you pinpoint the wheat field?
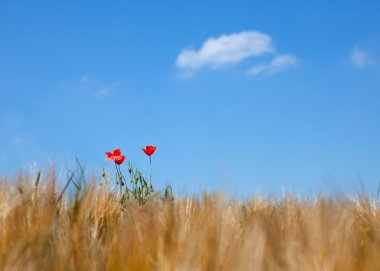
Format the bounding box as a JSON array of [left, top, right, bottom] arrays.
[[0, 172, 379, 271]]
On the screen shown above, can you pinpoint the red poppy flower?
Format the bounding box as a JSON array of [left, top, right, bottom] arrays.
[[112, 155, 125, 165], [105, 148, 126, 165], [142, 145, 157, 156]]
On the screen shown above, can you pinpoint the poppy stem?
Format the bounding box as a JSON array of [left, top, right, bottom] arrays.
[[149, 156, 152, 187], [114, 164, 123, 195]]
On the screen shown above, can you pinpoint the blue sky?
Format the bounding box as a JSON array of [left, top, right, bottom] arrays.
[[1, 1, 380, 196]]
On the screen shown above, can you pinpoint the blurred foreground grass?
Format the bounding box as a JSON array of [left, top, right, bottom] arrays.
[[0, 171, 379, 271]]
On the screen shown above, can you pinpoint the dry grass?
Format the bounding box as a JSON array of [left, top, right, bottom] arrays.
[[0, 172, 380, 271]]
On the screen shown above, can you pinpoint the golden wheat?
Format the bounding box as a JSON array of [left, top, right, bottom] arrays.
[[0, 172, 379, 271]]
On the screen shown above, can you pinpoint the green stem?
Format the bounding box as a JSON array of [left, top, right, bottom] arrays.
[[149, 156, 152, 186], [115, 164, 123, 195], [119, 165, 123, 195]]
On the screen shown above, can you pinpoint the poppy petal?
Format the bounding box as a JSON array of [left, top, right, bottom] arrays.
[[114, 155, 125, 165], [106, 152, 113, 161], [113, 149, 121, 156], [142, 145, 157, 156]]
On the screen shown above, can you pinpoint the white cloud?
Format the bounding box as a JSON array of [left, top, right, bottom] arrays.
[[59, 76, 124, 97], [176, 30, 297, 77], [247, 54, 298, 76], [95, 81, 123, 97], [176, 31, 274, 70], [351, 47, 377, 68]]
